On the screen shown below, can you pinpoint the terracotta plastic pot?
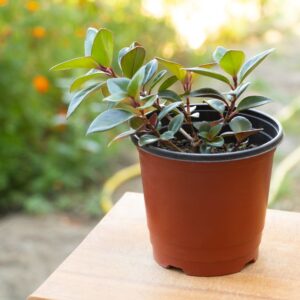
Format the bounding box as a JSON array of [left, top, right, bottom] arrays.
[[133, 104, 283, 277]]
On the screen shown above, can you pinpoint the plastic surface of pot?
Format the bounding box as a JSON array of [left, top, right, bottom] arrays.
[[133, 105, 283, 276]]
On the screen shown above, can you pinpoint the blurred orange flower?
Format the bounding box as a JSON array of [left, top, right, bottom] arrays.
[[26, 1, 40, 12], [33, 75, 49, 93], [0, 0, 8, 7], [75, 28, 85, 38], [32, 26, 46, 39]]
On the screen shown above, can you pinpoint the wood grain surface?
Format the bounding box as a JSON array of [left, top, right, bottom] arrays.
[[28, 192, 300, 300]]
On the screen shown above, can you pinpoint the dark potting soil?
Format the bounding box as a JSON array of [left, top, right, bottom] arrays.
[[158, 138, 257, 153]]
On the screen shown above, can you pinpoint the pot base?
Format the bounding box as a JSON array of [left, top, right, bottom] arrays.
[[153, 249, 258, 277]]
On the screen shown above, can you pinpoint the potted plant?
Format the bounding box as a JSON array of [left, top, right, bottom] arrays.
[[51, 28, 283, 276]]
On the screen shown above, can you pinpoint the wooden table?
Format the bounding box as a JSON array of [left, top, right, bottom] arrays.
[[28, 192, 300, 300]]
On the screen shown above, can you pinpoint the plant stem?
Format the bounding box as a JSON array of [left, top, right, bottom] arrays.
[[144, 117, 183, 152], [153, 102, 194, 142]]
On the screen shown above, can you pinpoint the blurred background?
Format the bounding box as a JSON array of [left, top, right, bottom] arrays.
[[0, 0, 300, 299]]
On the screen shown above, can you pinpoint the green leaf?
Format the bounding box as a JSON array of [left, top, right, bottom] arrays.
[[184, 67, 231, 86], [160, 131, 175, 140], [149, 70, 167, 91], [209, 123, 223, 139], [67, 83, 103, 118], [143, 59, 158, 85], [198, 62, 217, 68], [231, 82, 250, 99], [158, 90, 182, 102], [190, 88, 226, 101], [207, 136, 224, 147], [91, 28, 114, 67], [121, 46, 146, 78], [158, 101, 182, 121], [103, 92, 128, 102], [50, 56, 99, 71], [70, 71, 108, 92], [107, 78, 130, 94], [118, 42, 141, 69], [156, 57, 186, 81], [237, 96, 272, 111], [138, 134, 159, 146], [238, 48, 275, 83], [213, 46, 227, 63], [108, 128, 136, 147], [229, 116, 252, 132], [84, 27, 98, 56], [168, 113, 184, 134], [138, 95, 157, 110], [87, 109, 134, 134], [197, 121, 210, 133], [118, 47, 130, 69], [205, 99, 226, 115], [115, 102, 140, 114], [130, 117, 145, 130], [127, 67, 145, 98], [158, 75, 177, 92], [219, 50, 245, 77]]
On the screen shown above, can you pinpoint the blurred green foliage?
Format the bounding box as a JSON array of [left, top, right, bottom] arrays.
[[0, 0, 298, 214], [0, 0, 178, 213]]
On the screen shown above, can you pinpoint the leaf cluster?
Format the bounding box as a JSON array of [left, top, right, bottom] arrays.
[[51, 28, 274, 153]]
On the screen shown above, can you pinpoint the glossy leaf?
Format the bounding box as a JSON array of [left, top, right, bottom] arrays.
[[234, 128, 263, 143], [209, 123, 223, 139], [143, 59, 158, 85], [219, 50, 245, 77], [158, 90, 181, 102], [156, 57, 186, 81], [138, 134, 159, 146], [50, 56, 99, 71], [198, 62, 217, 68], [207, 136, 224, 147], [114, 101, 140, 114], [101, 83, 110, 97], [205, 99, 226, 115], [158, 75, 177, 92], [103, 92, 128, 102], [149, 70, 167, 91], [160, 131, 174, 140], [108, 128, 136, 147], [70, 71, 108, 92], [84, 27, 98, 56], [67, 83, 103, 118], [231, 82, 251, 99], [127, 67, 145, 98], [197, 121, 210, 133], [107, 78, 130, 94], [87, 109, 134, 134], [130, 117, 145, 130], [91, 28, 114, 67], [213, 46, 227, 63], [229, 116, 252, 132], [190, 88, 226, 101], [238, 48, 274, 83], [121, 46, 146, 78], [117, 42, 142, 69], [168, 113, 184, 134], [184, 67, 231, 86], [158, 101, 182, 121], [237, 95, 272, 111], [138, 95, 157, 110]]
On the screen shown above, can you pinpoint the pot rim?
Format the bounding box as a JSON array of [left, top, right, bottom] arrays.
[[132, 105, 283, 162]]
